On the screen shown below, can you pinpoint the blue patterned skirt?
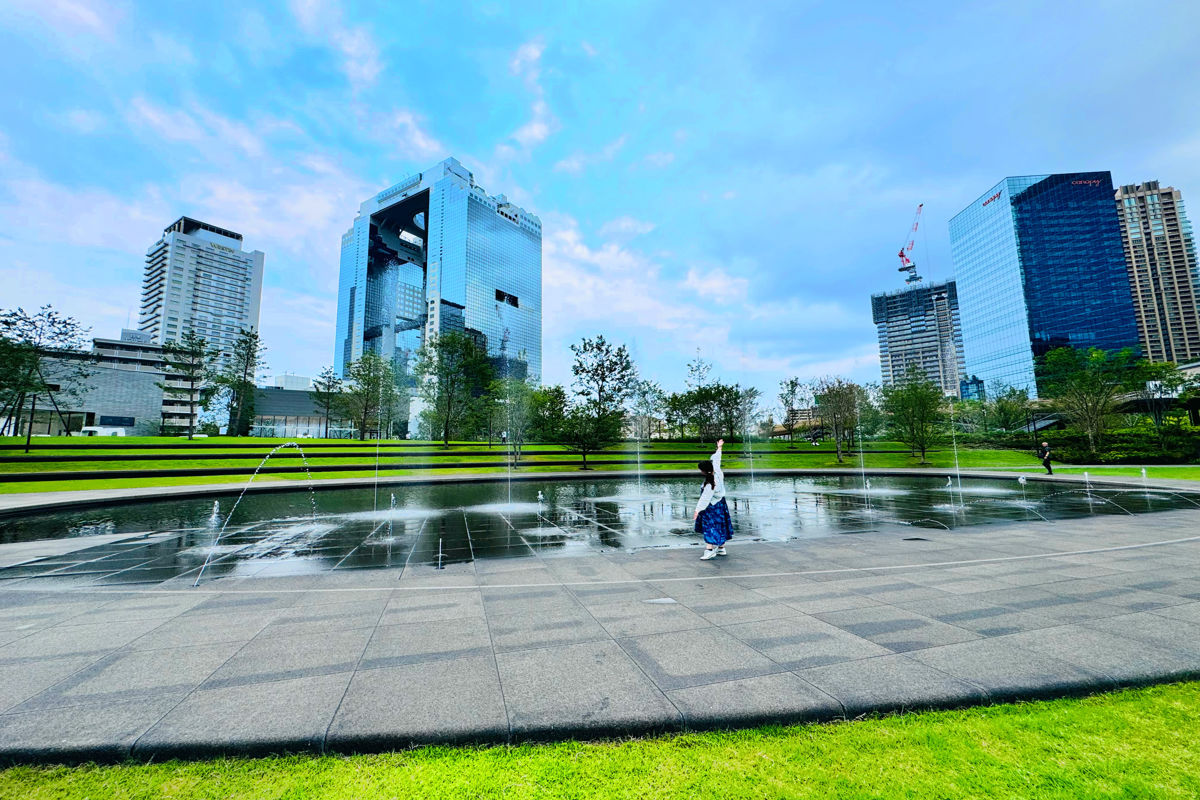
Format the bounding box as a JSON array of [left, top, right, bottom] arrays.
[[695, 497, 733, 546]]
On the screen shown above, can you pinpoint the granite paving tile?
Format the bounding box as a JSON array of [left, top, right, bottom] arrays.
[[796, 654, 987, 716], [906, 638, 1109, 701], [617, 628, 785, 691], [813, 605, 980, 653], [667, 672, 842, 729], [359, 617, 492, 670], [724, 615, 892, 669]]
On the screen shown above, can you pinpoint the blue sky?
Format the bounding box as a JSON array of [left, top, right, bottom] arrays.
[[3, 0, 1199, 407]]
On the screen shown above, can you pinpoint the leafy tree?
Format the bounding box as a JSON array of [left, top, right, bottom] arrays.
[[413, 332, 495, 446], [563, 335, 636, 468], [0, 305, 95, 446], [713, 381, 745, 440], [159, 331, 218, 440], [496, 376, 535, 463], [882, 366, 944, 463], [212, 328, 266, 436], [337, 351, 398, 441], [685, 352, 712, 390], [1040, 347, 1141, 453], [778, 377, 804, 446], [630, 379, 665, 440], [991, 384, 1032, 432], [812, 376, 861, 463], [663, 391, 691, 440], [309, 366, 344, 439], [529, 385, 568, 442]]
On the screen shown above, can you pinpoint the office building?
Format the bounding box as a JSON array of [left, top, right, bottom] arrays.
[[871, 280, 966, 397], [1115, 181, 1200, 363], [140, 216, 265, 364], [9, 330, 194, 436], [948, 172, 1140, 396], [334, 157, 542, 433]]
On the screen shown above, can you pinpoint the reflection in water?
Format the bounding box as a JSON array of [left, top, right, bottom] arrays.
[[1, 475, 1198, 587]]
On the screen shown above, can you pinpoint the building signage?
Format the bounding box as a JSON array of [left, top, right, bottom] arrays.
[[1071, 179, 1102, 186], [982, 191, 1002, 207], [209, 243, 236, 254]]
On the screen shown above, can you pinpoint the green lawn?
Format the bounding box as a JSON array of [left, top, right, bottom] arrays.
[[4, 682, 1200, 799]]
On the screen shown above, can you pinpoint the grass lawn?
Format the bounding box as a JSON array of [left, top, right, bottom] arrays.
[[0, 447, 1049, 494], [3, 682, 1200, 799]]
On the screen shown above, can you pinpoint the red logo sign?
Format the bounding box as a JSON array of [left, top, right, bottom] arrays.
[[982, 191, 1002, 207]]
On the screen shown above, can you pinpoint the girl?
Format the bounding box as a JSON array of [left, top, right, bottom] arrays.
[[693, 438, 733, 560]]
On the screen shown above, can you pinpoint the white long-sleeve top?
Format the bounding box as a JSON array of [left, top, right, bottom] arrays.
[[694, 446, 726, 515]]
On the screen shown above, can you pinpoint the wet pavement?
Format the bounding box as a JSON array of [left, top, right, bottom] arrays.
[[2, 478, 1200, 762]]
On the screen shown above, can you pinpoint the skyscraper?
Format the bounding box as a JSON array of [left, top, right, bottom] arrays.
[[334, 157, 542, 431], [871, 280, 965, 397], [140, 217, 264, 363], [948, 172, 1140, 396], [1114, 181, 1200, 364]]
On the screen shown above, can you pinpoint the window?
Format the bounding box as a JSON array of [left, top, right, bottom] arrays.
[[495, 289, 519, 308]]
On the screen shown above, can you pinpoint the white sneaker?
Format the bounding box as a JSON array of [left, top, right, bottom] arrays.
[[716, 547, 727, 556], [700, 549, 717, 560]]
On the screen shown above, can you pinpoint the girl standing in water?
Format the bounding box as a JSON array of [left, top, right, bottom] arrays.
[[693, 438, 733, 560]]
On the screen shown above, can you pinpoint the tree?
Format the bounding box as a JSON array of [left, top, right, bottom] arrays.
[[413, 332, 495, 446], [663, 391, 691, 440], [778, 377, 803, 446], [529, 385, 567, 442], [1133, 361, 1193, 440], [0, 306, 95, 446], [159, 331, 218, 440], [1040, 347, 1140, 453], [630, 379, 665, 440], [991, 384, 1032, 432], [563, 335, 637, 468], [712, 381, 745, 440], [881, 366, 944, 463], [812, 376, 861, 463], [309, 366, 344, 439], [212, 328, 266, 436], [337, 351, 398, 441], [498, 377, 535, 464]]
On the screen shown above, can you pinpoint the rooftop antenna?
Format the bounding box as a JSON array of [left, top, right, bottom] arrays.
[[897, 203, 924, 285]]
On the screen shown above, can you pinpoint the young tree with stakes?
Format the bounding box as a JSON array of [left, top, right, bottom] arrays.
[[563, 335, 637, 469], [309, 366, 344, 439], [337, 351, 398, 441], [0, 305, 95, 449], [213, 328, 266, 437], [158, 331, 218, 441], [413, 331, 494, 447], [812, 376, 861, 463], [778, 377, 803, 447]]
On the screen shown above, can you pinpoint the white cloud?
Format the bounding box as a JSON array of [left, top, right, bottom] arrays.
[[599, 216, 655, 240], [382, 110, 444, 160], [684, 267, 749, 304], [127, 97, 206, 144], [645, 151, 675, 167], [499, 40, 559, 158], [9, 0, 118, 38], [289, 0, 382, 89], [580, 41, 597, 57], [554, 135, 626, 174]]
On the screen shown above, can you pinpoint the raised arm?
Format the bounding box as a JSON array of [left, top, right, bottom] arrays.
[[711, 438, 724, 475]]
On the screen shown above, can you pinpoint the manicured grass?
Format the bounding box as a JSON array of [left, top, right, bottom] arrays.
[[4, 682, 1200, 798], [1052, 466, 1200, 481]]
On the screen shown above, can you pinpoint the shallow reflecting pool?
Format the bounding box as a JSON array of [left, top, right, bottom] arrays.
[[0, 474, 1196, 587]]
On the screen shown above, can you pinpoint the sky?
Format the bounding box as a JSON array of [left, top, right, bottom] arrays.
[[2, 0, 1199, 410]]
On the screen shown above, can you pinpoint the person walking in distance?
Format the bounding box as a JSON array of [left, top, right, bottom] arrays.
[[1037, 441, 1053, 475], [693, 439, 733, 560]]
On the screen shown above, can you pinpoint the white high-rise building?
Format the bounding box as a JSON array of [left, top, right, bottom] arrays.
[[140, 217, 264, 364]]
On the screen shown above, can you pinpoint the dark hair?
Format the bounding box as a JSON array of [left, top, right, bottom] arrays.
[[697, 459, 715, 491]]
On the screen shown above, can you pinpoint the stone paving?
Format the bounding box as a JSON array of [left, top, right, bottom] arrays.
[[2, 502, 1200, 762]]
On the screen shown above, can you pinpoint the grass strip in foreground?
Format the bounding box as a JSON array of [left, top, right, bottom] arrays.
[[3, 681, 1200, 799]]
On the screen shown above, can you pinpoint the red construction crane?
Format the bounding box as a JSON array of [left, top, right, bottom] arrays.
[[897, 203, 924, 284]]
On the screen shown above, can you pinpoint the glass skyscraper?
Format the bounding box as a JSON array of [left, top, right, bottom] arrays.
[[334, 157, 542, 433], [948, 172, 1139, 396]]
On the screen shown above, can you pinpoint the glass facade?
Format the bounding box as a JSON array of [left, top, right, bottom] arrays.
[[949, 172, 1139, 397], [334, 158, 542, 433]]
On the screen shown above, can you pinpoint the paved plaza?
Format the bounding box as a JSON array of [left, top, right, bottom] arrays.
[[2, 476, 1200, 762]]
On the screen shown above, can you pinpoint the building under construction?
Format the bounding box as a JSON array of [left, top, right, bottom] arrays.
[[871, 280, 966, 397]]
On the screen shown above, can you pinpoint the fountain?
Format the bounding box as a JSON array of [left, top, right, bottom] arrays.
[[207, 501, 221, 528], [192, 442, 318, 587]]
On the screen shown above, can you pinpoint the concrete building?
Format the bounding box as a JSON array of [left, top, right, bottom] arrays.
[[11, 330, 194, 436], [871, 280, 966, 397], [334, 157, 541, 434], [250, 387, 354, 439], [140, 216, 264, 365], [272, 374, 313, 391], [1115, 181, 1200, 364], [949, 172, 1140, 396]]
